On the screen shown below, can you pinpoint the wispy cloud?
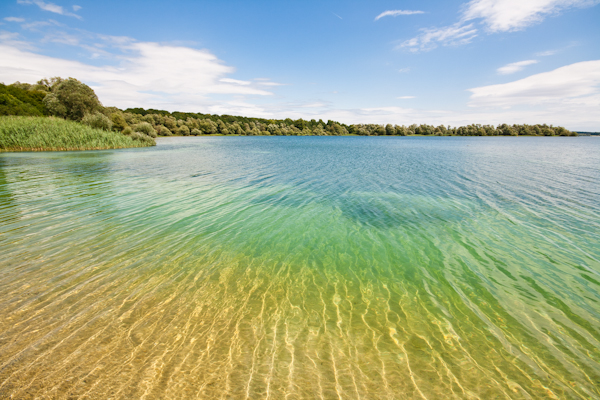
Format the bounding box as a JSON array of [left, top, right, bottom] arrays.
[[0, 30, 36, 49], [399, 23, 478, 52], [4, 17, 25, 22], [462, 0, 599, 32], [40, 31, 81, 46], [72, 5, 81, 12], [375, 10, 424, 21], [333, 13, 343, 20], [397, 96, 415, 99], [220, 78, 251, 85], [497, 60, 538, 75], [255, 79, 285, 87], [398, 68, 410, 73], [536, 50, 558, 56], [400, 0, 598, 52], [21, 19, 62, 31], [534, 42, 578, 56], [17, 0, 82, 19]]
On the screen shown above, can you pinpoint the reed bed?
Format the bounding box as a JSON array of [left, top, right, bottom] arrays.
[[0, 116, 155, 152]]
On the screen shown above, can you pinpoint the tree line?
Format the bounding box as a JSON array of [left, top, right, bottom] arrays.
[[1, 78, 577, 138]]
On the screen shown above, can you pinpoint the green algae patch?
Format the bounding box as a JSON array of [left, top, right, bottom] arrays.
[[0, 116, 155, 152]]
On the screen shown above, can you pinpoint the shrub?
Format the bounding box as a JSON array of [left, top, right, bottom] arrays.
[[111, 112, 128, 131], [82, 111, 113, 131], [0, 83, 47, 116], [191, 128, 201, 136], [178, 125, 190, 136], [130, 131, 155, 144], [133, 122, 157, 138], [122, 126, 133, 135], [156, 125, 172, 136]]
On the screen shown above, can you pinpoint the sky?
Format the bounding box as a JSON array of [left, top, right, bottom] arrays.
[[0, 0, 599, 130]]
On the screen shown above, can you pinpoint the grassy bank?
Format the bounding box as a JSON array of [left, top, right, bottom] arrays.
[[0, 116, 155, 152]]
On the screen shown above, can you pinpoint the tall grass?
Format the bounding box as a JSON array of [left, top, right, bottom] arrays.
[[0, 116, 155, 152]]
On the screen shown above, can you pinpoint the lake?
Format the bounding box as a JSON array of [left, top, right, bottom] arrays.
[[1, 136, 599, 399]]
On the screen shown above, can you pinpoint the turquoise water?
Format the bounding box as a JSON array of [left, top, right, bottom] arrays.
[[0, 136, 599, 399]]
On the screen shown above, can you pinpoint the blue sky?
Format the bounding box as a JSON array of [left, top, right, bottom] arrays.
[[1, 0, 599, 130]]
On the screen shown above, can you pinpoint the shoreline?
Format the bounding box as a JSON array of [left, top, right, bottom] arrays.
[[158, 133, 586, 138], [1, 133, 589, 153]]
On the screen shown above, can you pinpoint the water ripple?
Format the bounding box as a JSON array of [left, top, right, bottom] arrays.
[[0, 137, 599, 399]]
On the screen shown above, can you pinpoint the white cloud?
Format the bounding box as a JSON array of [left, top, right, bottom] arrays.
[[398, 68, 410, 73], [0, 42, 276, 110], [17, 0, 82, 19], [21, 19, 62, 31], [72, 5, 81, 11], [4, 17, 25, 22], [375, 10, 424, 21], [0, 30, 36, 49], [397, 96, 415, 99], [0, 31, 21, 43], [497, 60, 538, 74], [400, 23, 478, 52], [469, 60, 600, 107], [462, 0, 599, 32], [400, 0, 598, 52], [256, 82, 284, 86], [41, 31, 80, 46], [21, 20, 53, 30], [254, 78, 286, 87], [219, 78, 251, 85]]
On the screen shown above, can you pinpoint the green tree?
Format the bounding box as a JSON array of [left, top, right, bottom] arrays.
[[230, 122, 243, 135], [110, 112, 128, 131], [164, 116, 177, 130], [156, 125, 172, 136], [294, 119, 306, 130], [34, 77, 64, 92], [0, 93, 43, 116], [498, 124, 516, 136], [178, 125, 190, 136], [395, 125, 407, 136], [385, 124, 395, 135], [82, 111, 113, 131], [217, 119, 229, 134], [186, 117, 199, 130], [199, 119, 217, 134], [134, 122, 157, 138], [0, 83, 47, 116], [43, 78, 101, 121]]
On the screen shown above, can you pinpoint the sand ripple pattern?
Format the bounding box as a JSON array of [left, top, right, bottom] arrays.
[[0, 136, 599, 399]]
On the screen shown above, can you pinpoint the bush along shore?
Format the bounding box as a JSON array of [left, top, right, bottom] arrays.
[[121, 109, 576, 137], [0, 116, 155, 152], [1, 78, 156, 152], [1, 77, 576, 151]]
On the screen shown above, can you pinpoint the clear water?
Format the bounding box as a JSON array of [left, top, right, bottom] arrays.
[[0, 136, 599, 399]]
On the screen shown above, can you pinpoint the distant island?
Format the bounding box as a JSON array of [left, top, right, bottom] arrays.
[[0, 77, 577, 152]]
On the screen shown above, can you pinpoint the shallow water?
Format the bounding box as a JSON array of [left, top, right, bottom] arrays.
[[0, 136, 599, 399]]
